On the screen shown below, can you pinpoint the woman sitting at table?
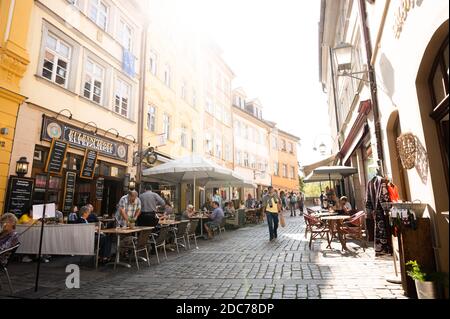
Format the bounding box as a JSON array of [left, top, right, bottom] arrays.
[[182, 205, 195, 221], [223, 201, 236, 218], [0, 213, 19, 267], [340, 196, 353, 215]]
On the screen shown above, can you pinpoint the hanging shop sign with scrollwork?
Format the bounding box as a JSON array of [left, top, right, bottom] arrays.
[[41, 115, 128, 162], [393, 0, 421, 39]]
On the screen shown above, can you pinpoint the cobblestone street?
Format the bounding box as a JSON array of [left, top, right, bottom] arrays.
[[1, 212, 406, 299]]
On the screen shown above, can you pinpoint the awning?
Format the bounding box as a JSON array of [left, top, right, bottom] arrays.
[[304, 166, 358, 183], [302, 153, 338, 177]]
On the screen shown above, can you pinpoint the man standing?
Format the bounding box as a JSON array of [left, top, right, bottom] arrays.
[[320, 191, 325, 208], [262, 186, 280, 241], [204, 201, 224, 239], [116, 190, 141, 227], [289, 192, 297, 217], [213, 190, 222, 208], [138, 184, 165, 226]]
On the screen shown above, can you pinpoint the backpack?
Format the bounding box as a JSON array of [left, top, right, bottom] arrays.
[[290, 196, 296, 204]]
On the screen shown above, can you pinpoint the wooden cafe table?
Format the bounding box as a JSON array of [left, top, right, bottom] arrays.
[[320, 215, 351, 251], [101, 226, 154, 269]]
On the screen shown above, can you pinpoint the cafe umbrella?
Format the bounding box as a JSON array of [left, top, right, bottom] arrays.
[[303, 166, 358, 184], [142, 155, 247, 209]]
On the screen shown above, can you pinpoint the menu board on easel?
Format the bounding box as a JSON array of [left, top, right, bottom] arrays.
[[80, 149, 98, 179], [62, 171, 77, 212], [5, 177, 34, 217], [44, 139, 68, 175]]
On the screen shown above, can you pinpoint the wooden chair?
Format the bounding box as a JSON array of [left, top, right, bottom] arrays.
[[303, 214, 331, 250], [339, 211, 368, 250], [0, 243, 20, 294]]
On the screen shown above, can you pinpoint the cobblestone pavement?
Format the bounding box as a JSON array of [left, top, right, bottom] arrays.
[[1, 211, 406, 299]]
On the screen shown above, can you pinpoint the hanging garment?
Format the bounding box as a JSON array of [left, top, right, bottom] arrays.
[[387, 182, 400, 202]]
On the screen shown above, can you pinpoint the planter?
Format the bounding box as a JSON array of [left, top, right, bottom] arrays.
[[129, 223, 135, 229], [415, 280, 438, 299]]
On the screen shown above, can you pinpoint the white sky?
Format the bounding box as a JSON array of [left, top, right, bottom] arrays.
[[167, 0, 332, 166]]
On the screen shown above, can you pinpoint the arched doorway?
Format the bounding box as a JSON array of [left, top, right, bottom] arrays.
[[415, 19, 449, 279], [386, 110, 411, 201]]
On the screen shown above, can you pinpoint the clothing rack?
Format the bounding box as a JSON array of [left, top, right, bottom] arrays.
[[381, 202, 427, 216]]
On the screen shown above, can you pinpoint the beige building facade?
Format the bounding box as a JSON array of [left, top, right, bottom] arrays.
[[8, 0, 145, 215]]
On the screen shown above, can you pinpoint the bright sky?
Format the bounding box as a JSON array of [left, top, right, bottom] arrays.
[[159, 0, 332, 166]]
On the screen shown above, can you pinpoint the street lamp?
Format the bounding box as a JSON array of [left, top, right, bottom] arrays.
[[332, 42, 373, 82], [129, 178, 136, 190], [16, 157, 29, 177]]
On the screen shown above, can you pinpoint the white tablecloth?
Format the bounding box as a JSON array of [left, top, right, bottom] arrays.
[[16, 224, 95, 255]]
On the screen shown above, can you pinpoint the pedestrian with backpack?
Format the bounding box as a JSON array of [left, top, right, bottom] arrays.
[[289, 192, 297, 216]]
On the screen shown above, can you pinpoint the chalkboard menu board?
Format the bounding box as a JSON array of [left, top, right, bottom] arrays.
[[80, 149, 98, 179], [45, 139, 68, 175], [96, 177, 104, 200], [5, 177, 34, 217], [63, 172, 77, 212]]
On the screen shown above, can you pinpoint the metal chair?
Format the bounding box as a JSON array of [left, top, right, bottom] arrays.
[[171, 221, 189, 253], [186, 219, 199, 250], [120, 229, 152, 270], [0, 243, 20, 294], [149, 226, 170, 264]]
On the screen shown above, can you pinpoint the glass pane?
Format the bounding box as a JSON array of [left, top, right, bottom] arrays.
[[88, 5, 97, 21], [86, 60, 93, 73], [58, 42, 70, 58], [46, 35, 57, 50], [110, 166, 119, 177], [35, 175, 47, 188], [433, 67, 446, 104], [49, 176, 62, 189]]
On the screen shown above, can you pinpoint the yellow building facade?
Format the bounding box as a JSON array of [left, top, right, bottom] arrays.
[[0, 0, 33, 214], [269, 128, 300, 194]]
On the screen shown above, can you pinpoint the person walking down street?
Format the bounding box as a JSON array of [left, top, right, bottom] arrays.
[[289, 192, 297, 217], [279, 191, 287, 212], [116, 190, 142, 227], [138, 184, 165, 227], [262, 186, 281, 241]]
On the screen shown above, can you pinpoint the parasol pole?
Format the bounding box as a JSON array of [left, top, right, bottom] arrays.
[[193, 175, 196, 211]]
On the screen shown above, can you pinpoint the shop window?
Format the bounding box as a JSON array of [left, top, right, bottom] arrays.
[[111, 166, 119, 177], [48, 176, 62, 189], [35, 174, 47, 188]]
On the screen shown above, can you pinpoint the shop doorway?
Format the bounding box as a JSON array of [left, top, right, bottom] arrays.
[[101, 179, 123, 216]]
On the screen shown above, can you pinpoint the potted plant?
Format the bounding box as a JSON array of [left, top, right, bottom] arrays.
[[128, 217, 136, 229], [406, 260, 440, 299]]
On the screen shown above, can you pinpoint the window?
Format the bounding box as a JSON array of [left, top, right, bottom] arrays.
[[223, 108, 231, 126], [118, 20, 132, 51], [215, 135, 222, 159], [244, 124, 249, 139], [282, 164, 288, 178], [114, 79, 131, 117], [206, 99, 214, 114], [181, 124, 187, 148], [192, 90, 197, 107], [191, 130, 197, 153], [69, 0, 83, 9], [288, 142, 293, 154], [164, 64, 171, 87], [236, 150, 242, 166], [290, 166, 296, 179], [248, 126, 253, 142], [271, 136, 277, 150], [281, 139, 287, 151], [149, 51, 157, 75], [234, 120, 241, 137], [163, 113, 171, 140], [273, 162, 279, 176], [42, 33, 71, 87], [205, 132, 213, 155], [181, 81, 186, 100], [215, 104, 223, 122], [243, 152, 249, 167], [83, 59, 104, 104], [147, 105, 156, 132], [250, 154, 256, 169], [225, 143, 232, 162], [88, 0, 108, 31]]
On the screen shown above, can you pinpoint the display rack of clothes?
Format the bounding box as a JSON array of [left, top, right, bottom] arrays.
[[365, 175, 394, 256]]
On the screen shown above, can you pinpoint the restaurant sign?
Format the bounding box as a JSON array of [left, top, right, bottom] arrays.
[[41, 115, 128, 162]]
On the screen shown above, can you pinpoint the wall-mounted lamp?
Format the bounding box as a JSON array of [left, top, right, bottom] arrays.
[[104, 128, 120, 138], [332, 42, 373, 82], [82, 121, 98, 134], [128, 178, 136, 190], [0, 128, 9, 135], [16, 157, 29, 177], [123, 134, 136, 143], [55, 109, 73, 120]]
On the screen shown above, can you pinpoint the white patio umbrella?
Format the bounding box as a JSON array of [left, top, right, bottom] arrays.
[[303, 166, 358, 183], [142, 155, 246, 209]]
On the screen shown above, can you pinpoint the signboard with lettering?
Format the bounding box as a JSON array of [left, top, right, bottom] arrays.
[[62, 171, 77, 212], [41, 115, 128, 162], [45, 138, 68, 175], [96, 177, 104, 200], [5, 177, 34, 218], [80, 149, 98, 179]]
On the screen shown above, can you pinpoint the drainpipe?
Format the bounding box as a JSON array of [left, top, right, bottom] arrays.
[[137, 18, 149, 188], [358, 0, 385, 174]]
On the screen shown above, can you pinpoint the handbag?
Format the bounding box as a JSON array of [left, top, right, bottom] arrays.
[[279, 213, 286, 227]]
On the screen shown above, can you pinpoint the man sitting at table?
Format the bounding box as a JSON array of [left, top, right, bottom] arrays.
[[204, 201, 224, 239], [340, 196, 353, 215], [77, 206, 112, 263]]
